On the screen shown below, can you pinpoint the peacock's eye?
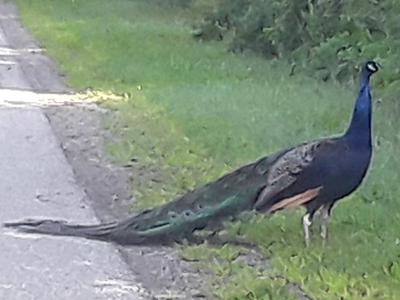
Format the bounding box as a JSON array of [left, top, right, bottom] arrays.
[[367, 63, 377, 72]]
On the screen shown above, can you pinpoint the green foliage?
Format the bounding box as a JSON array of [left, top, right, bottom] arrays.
[[16, 0, 400, 299], [195, 0, 400, 88]]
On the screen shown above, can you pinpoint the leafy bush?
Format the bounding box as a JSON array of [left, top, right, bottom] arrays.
[[192, 0, 400, 88]]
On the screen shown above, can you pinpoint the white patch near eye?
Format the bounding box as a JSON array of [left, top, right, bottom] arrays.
[[367, 63, 377, 72]]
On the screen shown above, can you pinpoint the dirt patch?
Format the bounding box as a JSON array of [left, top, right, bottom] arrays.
[[44, 104, 210, 299]]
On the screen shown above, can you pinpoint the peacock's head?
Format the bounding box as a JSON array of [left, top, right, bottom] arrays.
[[364, 60, 381, 75]]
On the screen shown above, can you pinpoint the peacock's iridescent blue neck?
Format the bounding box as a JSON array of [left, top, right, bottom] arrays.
[[344, 69, 373, 148]]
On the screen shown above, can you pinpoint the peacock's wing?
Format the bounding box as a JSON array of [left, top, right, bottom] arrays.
[[254, 138, 341, 211]]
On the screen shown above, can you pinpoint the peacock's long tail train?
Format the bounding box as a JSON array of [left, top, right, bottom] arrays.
[[3, 214, 185, 245], [3, 156, 276, 245], [3, 190, 259, 245]]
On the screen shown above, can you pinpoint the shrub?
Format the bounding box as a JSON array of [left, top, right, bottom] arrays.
[[192, 0, 400, 88]]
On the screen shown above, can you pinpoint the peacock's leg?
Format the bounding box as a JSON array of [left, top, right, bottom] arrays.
[[320, 204, 332, 240], [302, 213, 313, 246]]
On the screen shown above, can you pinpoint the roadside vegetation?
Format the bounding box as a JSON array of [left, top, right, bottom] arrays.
[[193, 0, 400, 91], [16, 0, 400, 299]]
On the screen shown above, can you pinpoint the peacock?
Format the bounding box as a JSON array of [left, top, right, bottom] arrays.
[[4, 61, 380, 246]]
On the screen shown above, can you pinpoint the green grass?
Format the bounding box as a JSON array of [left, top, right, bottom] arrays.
[[16, 0, 400, 299]]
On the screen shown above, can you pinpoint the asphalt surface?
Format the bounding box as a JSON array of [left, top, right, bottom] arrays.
[[0, 2, 146, 299]]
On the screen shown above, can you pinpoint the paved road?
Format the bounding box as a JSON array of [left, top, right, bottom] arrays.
[[0, 2, 146, 299]]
